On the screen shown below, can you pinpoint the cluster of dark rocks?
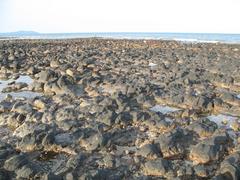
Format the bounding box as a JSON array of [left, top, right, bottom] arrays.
[[0, 39, 239, 179]]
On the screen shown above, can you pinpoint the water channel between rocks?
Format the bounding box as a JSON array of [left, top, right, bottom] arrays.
[[1, 75, 239, 133], [150, 105, 240, 132]]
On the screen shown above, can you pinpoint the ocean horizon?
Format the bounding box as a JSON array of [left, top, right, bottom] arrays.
[[1, 32, 240, 44]]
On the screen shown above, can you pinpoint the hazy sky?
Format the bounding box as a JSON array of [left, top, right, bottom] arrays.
[[1, 0, 240, 33]]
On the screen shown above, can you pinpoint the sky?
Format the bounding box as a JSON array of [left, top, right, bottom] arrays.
[[0, 0, 240, 33]]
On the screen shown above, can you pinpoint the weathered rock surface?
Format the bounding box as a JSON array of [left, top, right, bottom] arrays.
[[0, 39, 240, 179]]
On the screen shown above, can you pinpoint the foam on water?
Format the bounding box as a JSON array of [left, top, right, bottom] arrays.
[[173, 38, 219, 43], [173, 38, 199, 42]]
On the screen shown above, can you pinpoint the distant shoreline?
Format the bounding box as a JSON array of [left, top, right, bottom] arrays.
[[1, 37, 240, 45], [0, 32, 240, 44]]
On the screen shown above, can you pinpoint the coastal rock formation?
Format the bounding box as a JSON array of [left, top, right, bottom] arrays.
[[0, 39, 240, 179]]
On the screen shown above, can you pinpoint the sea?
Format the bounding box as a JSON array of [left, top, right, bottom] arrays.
[[1, 32, 240, 44]]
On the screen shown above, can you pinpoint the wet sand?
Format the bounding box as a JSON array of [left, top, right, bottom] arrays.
[[0, 39, 240, 179]]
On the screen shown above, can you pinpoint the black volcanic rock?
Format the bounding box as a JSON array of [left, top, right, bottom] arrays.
[[0, 38, 239, 179]]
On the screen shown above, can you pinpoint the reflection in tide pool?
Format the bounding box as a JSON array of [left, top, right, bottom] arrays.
[[0, 75, 33, 91], [0, 75, 41, 101], [0, 91, 41, 101], [15, 75, 33, 84], [148, 62, 157, 67], [207, 114, 239, 131], [150, 105, 180, 114]]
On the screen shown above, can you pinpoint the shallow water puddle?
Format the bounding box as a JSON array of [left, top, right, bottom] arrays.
[[150, 105, 180, 114], [148, 62, 157, 67], [0, 75, 41, 101], [15, 75, 33, 84], [0, 75, 33, 91], [0, 91, 41, 101], [207, 114, 239, 130]]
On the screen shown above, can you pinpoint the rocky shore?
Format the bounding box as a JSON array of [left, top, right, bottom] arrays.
[[0, 38, 240, 179]]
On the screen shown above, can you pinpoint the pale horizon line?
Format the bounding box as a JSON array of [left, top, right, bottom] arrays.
[[1, 31, 240, 35]]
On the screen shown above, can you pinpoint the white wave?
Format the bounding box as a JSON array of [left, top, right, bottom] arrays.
[[1, 33, 239, 44], [172, 38, 219, 43], [196, 40, 219, 43], [173, 38, 199, 42]]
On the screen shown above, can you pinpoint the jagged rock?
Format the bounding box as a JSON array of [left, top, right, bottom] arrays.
[[54, 133, 74, 146], [38, 69, 58, 82], [214, 153, 240, 180], [4, 154, 28, 171], [16, 164, 39, 179], [115, 111, 133, 125], [190, 132, 233, 164], [97, 109, 117, 126], [136, 144, 160, 159], [187, 118, 217, 137], [11, 101, 33, 115], [33, 99, 47, 109], [143, 158, 174, 177], [155, 128, 193, 158], [80, 133, 108, 151], [194, 165, 209, 177], [0, 169, 9, 180], [40, 173, 62, 180], [66, 153, 86, 169], [79, 169, 113, 180]]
